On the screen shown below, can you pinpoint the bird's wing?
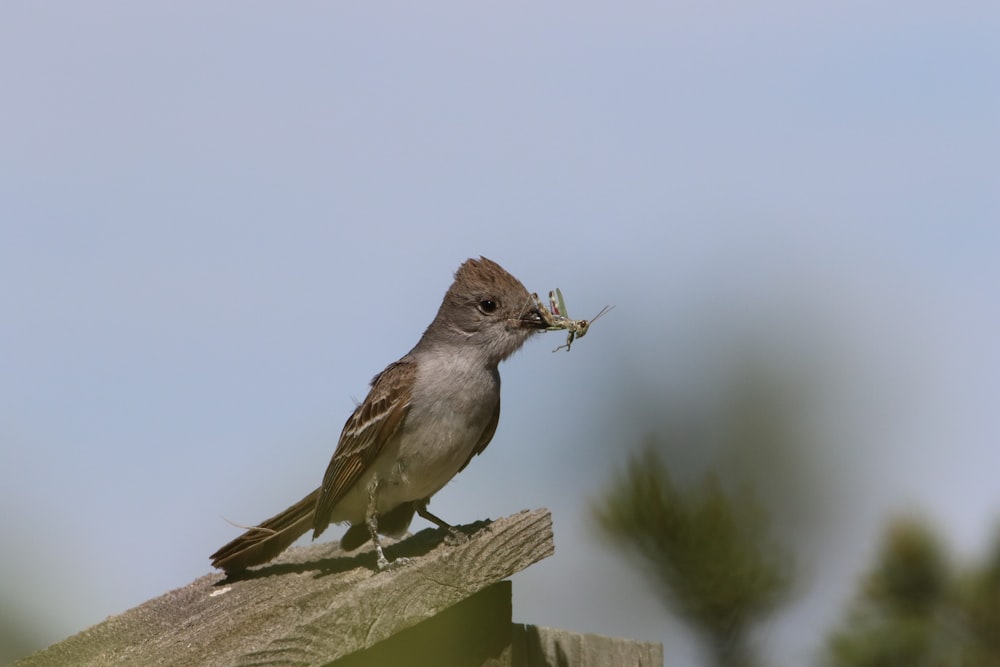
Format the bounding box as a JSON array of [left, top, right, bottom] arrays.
[[313, 360, 416, 535], [457, 394, 500, 474]]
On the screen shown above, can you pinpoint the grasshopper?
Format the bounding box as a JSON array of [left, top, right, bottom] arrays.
[[526, 288, 613, 352]]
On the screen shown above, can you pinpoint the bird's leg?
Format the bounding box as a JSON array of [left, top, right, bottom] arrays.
[[416, 499, 469, 546], [366, 477, 410, 570]]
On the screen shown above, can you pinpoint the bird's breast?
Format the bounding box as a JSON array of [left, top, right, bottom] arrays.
[[384, 354, 500, 500]]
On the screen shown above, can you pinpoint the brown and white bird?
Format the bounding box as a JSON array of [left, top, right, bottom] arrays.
[[210, 257, 548, 573]]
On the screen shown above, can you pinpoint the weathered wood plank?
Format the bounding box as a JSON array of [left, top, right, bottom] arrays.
[[513, 624, 663, 667], [14, 509, 554, 667], [327, 584, 665, 667], [329, 581, 514, 667]]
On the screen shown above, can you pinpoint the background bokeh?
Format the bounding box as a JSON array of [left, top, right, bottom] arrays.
[[2, 3, 998, 664]]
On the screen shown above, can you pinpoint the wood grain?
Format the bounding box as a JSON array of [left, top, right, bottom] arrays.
[[14, 509, 554, 667]]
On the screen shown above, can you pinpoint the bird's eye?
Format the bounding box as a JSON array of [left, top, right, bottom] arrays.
[[478, 298, 499, 314]]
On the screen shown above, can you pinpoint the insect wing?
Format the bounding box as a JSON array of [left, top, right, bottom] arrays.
[[555, 288, 569, 319]]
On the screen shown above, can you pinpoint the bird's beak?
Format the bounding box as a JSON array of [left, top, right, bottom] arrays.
[[514, 305, 552, 330]]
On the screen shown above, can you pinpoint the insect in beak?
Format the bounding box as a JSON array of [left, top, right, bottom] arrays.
[[523, 288, 613, 352], [513, 298, 553, 330]]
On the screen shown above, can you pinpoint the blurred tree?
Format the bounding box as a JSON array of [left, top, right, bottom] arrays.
[[593, 444, 793, 667], [826, 518, 1000, 666], [0, 607, 45, 665], [957, 532, 1000, 663]]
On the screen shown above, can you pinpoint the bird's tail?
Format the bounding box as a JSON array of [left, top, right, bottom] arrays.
[[210, 489, 319, 573]]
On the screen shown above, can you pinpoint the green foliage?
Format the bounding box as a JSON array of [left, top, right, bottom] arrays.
[[957, 533, 1000, 660], [864, 521, 948, 615], [826, 518, 1000, 667], [593, 445, 793, 666]]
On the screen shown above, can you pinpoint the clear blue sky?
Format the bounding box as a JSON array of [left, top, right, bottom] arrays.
[[2, 3, 998, 664]]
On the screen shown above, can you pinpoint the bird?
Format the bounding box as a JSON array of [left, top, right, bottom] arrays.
[[210, 257, 549, 573]]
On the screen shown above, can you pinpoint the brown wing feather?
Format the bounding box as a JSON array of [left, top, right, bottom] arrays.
[[312, 360, 415, 536], [457, 395, 500, 474]]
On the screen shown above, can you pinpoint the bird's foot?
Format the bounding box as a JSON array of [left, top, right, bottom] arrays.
[[375, 545, 412, 571], [444, 527, 470, 546]]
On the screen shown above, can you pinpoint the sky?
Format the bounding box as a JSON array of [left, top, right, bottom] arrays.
[[2, 3, 999, 665]]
